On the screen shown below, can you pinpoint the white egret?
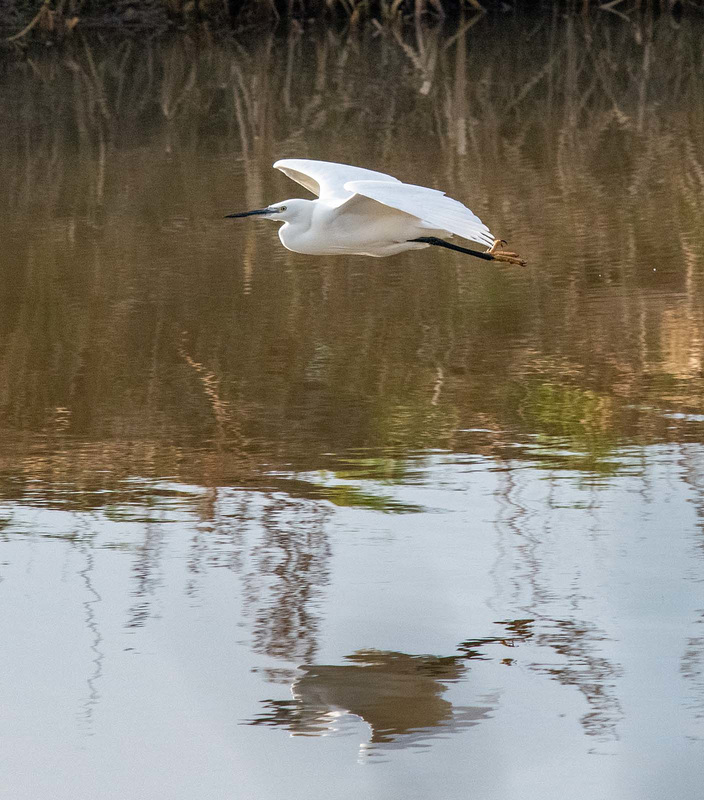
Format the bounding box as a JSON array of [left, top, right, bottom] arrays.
[[226, 159, 525, 265]]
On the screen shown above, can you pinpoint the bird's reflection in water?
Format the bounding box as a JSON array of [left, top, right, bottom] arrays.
[[248, 623, 531, 752]]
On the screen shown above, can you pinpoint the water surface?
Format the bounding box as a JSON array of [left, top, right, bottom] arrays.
[[1, 15, 703, 799]]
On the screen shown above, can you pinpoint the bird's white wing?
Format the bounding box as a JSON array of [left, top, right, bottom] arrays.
[[274, 159, 401, 207], [343, 180, 494, 248]]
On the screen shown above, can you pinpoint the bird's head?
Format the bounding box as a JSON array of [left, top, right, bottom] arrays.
[[225, 198, 309, 224]]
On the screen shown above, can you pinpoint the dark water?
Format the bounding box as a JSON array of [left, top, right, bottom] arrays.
[[1, 15, 703, 799]]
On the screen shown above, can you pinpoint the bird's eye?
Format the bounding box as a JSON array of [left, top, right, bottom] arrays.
[[278, 206, 287, 212]]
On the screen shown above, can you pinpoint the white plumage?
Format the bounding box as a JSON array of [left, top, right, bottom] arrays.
[[273, 159, 401, 207], [226, 158, 524, 264], [342, 179, 494, 249]]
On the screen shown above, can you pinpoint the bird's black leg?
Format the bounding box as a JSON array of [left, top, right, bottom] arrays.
[[411, 237, 494, 261], [411, 237, 526, 266]]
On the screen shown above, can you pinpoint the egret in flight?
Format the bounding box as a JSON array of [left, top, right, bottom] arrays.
[[226, 159, 525, 265]]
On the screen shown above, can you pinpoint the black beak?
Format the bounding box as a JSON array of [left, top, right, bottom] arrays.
[[224, 208, 271, 219]]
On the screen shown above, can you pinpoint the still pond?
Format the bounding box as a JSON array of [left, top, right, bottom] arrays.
[[1, 14, 703, 800]]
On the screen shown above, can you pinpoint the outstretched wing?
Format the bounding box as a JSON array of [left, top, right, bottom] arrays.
[[342, 180, 494, 248], [273, 159, 401, 207]]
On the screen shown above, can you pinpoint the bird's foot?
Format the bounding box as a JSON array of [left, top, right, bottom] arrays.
[[491, 251, 527, 266], [487, 238, 526, 266]]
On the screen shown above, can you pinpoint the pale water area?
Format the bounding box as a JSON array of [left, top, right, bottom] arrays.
[[1, 14, 704, 800]]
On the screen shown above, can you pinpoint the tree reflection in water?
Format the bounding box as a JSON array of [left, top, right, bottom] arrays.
[[244, 495, 331, 662], [492, 466, 625, 740]]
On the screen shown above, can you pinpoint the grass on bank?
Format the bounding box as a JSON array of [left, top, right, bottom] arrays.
[[1, 0, 698, 42]]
